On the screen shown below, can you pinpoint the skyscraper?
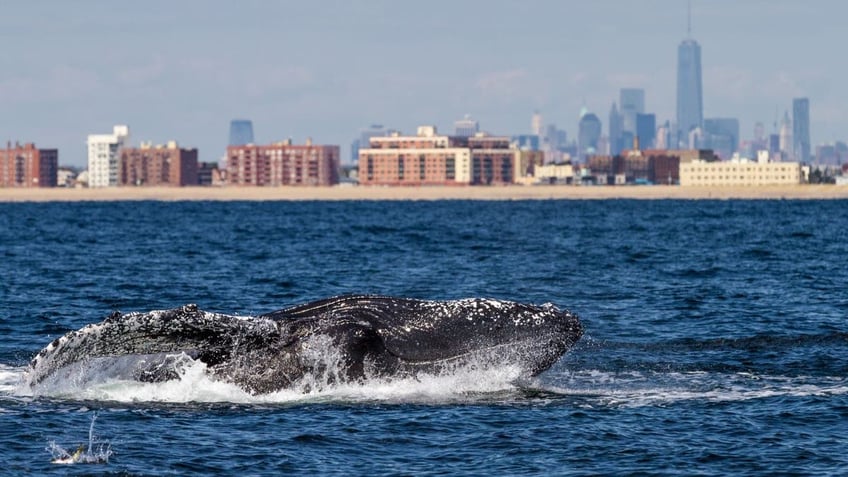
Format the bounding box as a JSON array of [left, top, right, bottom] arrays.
[[792, 98, 811, 162], [636, 113, 656, 149], [454, 115, 479, 137], [578, 108, 602, 161], [620, 88, 645, 134], [704, 118, 740, 159], [609, 102, 623, 155], [779, 112, 793, 158], [676, 9, 703, 147], [229, 119, 255, 146], [531, 111, 543, 137]]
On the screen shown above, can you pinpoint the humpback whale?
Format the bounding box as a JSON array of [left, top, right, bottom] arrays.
[[26, 295, 583, 395]]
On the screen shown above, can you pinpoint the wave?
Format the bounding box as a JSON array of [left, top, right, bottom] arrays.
[[534, 368, 848, 408]]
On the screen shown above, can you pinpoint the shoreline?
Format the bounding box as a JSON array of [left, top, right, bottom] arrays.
[[1, 184, 847, 202]]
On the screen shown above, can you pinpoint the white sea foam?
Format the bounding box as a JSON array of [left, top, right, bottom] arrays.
[[538, 369, 848, 408], [0, 364, 26, 394], [11, 350, 524, 404]]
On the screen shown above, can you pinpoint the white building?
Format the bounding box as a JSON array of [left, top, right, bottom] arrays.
[[533, 164, 574, 183], [87, 125, 129, 187]]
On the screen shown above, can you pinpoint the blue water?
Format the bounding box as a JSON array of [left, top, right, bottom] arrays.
[[1, 199, 847, 475]]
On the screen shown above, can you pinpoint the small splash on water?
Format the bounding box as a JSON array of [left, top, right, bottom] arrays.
[[47, 413, 112, 465], [0, 364, 29, 394]]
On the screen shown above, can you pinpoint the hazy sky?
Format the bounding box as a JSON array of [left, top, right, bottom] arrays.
[[2, 0, 845, 167]]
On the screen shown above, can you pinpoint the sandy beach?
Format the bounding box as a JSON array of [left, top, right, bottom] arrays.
[[1, 184, 847, 202]]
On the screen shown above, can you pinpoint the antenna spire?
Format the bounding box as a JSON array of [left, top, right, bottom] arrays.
[[687, 0, 692, 37]]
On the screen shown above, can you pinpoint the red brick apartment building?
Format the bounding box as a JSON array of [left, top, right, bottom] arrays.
[[119, 142, 198, 186], [588, 149, 683, 185], [226, 140, 339, 186], [358, 126, 517, 186], [0, 142, 58, 187]]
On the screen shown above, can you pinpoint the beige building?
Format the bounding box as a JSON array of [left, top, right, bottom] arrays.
[[358, 126, 516, 186], [681, 157, 803, 186]]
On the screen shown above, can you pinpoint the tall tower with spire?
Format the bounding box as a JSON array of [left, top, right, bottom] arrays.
[[676, 1, 703, 148]]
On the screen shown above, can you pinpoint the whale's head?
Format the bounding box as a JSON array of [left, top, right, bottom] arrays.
[[265, 295, 583, 379]]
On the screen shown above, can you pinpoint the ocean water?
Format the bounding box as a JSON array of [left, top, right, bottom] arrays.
[[1, 199, 846, 475]]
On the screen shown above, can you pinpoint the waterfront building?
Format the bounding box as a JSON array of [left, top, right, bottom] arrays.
[[792, 98, 811, 162], [119, 141, 198, 186], [226, 139, 339, 186], [87, 125, 129, 188], [676, 33, 703, 146], [515, 150, 546, 183], [680, 154, 802, 186], [229, 119, 254, 146], [468, 134, 516, 185], [357, 126, 516, 186], [197, 162, 219, 186], [533, 163, 574, 184], [57, 167, 77, 187], [0, 142, 58, 187]]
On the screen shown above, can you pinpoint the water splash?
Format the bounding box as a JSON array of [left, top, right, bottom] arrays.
[[47, 413, 112, 465], [18, 346, 525, 404], [536, 368, 848, 407]]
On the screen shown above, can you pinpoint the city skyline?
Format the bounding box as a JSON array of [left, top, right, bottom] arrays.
[[1, 1, 845, 168]]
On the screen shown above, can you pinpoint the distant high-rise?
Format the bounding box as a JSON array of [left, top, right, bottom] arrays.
[[454, 115, 479, 137], [229, 119, 254, 146], [636, 113, 656, 149], [360, 124, 391, 149], [704, 118, 740, 159], [792, 98, 811, 162], [779, 112, 793, 158], [577, 108, 602, 161], [353, 124, 394, 165], [87, 125, 129, 188], [608, 102, 623, 155], [676, 8, 703, 147], [656, 121, 670, 150], [511, 135, 540, 151], [620, 88, 645, 134], [531, 111, 544, 137]]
